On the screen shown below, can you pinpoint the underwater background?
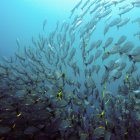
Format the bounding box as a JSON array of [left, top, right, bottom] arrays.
[[0, 0, 78, 58], [0, 0, 140, 140]]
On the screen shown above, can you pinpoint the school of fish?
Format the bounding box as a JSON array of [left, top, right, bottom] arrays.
[[0, 0, 140, 139]]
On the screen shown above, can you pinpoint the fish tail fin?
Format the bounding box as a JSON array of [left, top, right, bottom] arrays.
[[128, 54, 136, 64], [104, 65, 109, 71], [119, 52, 123, 56], [113, 1, 117, 6], [113, 77, 116, 81], [128, 54, 133, 61], [131, 3, 135, 7]]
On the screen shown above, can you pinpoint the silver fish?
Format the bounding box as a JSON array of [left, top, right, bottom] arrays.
[[91, 64, 100, 73], [128, 55, 140, 63], [94, 49, 102, 61], [101, 69, 109, 85], [81, 0, 90, 10], [105, 14, 112, 23], [68, 48, 76, 61], [109, 17, 122, 27], [118, 5, 133, 17], [91, 64, 97, 73], [132, 17, 140, 24], [70, 0, 83, 18], [118, 62, 126, 71], [85, 54, 94, 66], [105, 60, 115, 71], [112, 70, 122, 81], [90, 3, 101, 14], [126, 63, 137, 74], [85, 76, 96, 89], [115, 35, 127, 45], [87, 41, 96, 54], [130, 47, 140, 56], [109, 45, 121, 54], [103, 37, 113, 50], [132, 0, 140, 6], [80, 7, 89, 18], [95, 65, 100, 74], [98, 8, 112, 19], [104, 25, 110, 35], [119, 41, 134, 54], [103, 1, 114, 9], [43, 19, 47, 31], [15, 52, 26, 61], [119, 4, 131, 10], [134, 3, 140, 7], [134, 31, 140, 40], [102, 52, 110, 61], [114, 0, 126, 5], [117, 18, 130, 29], [94, 40, 102, 48]]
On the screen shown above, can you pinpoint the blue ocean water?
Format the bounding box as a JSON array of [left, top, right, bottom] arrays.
[[0, 0, 140, 139], [0, 0, 78, 58]]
